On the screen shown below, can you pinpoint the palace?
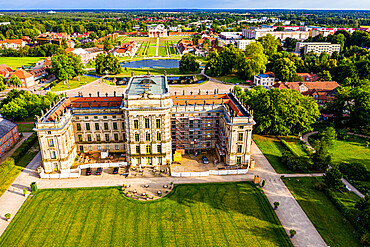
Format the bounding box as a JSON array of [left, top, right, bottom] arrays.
[[34, 75, 255, 174], [148, 24, 168, 38]]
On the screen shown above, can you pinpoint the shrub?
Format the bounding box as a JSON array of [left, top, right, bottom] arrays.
[[11, 133, 37, 165], [337, 129, 349, 140], [289, 229, 296, 238], [338, 162, 369, 181], [280, 139, 300, 157], [361, 233, 370, 246], [4, 213, 11, 221], [313, 182, 324, 191]]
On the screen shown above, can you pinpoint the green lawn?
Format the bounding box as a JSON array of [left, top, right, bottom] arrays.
[[158, 46, 167, 57], [213, 74, 248, 84], [253, 135, 291, 173], [0, 141, 39, 198], [283, 177, 362, 247], [148, 46, 157, 56], [280, 136, 308, 156], [110, 67, 200, 77], [0, 183, 292, 247], [50, 76, 97, 91], [16, 124, 35, 132], [0, 57, 45, 69]]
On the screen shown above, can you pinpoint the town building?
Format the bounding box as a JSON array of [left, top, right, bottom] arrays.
[[219, 32, 243, 40], [10, 70, 37, 88], [0, 64, 13, 78], [242, 28, 309, 41], [236, 40, 256, 50], [272, 81, 339, 105], [0, 39, 27, 50], [295, 42, 341, 55], [254, 73, 275, 87], [70, 47, 103, 64], [34, 75, 255, 174], [113, 41, 138, 57], [296, 73, 319, 82], [148, 24, 168, 38], [0, 118, 19, 157]]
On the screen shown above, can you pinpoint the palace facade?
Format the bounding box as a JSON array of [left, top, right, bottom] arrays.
[[35, 75, 255, 173]]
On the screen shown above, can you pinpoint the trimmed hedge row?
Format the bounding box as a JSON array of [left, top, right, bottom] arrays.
[[0, 158, 16, 184], [280, 139, 300, 157], [11, 133, 37, 165]]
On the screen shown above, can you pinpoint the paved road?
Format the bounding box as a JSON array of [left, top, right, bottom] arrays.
[[0, 132, 33, 164], [0, 152, 41, 235], [302, 131, 318, 152]]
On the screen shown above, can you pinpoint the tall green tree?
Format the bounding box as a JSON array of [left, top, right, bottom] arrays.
[[270, 52, 297, 81], [179, 53, 200, 73], [239, 42, 268, 79], [258, 34, 280, 58], [8, 75, 21, 87]]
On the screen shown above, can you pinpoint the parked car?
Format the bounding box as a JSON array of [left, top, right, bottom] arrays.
[[96, 167, 102, 175], [202, 156, 209, 164], [113, 167, 118, 174], [86, 168, 91, 176]]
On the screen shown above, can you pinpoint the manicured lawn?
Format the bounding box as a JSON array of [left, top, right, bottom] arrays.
[[50, 76, 97, 91], [148, 46, 157, 56], [213, 74, 249, 84], [0, 57, 45, 69], [158, 46, 167, 56], [109, 67, 200, 77], [16, 124, 35, 132], [280, 136, 308, 156], [253, 134, 291, 173], [0, 141, 39, 198], [283, 177, 362, 247], [309, 134, 370, 170], [0, 183, 292, 247]]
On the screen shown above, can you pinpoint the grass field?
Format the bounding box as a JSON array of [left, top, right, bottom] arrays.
[[0, 141, 39, 198], [283, 177, 362, 247], [50, 76, 97, 91], [213, 74, 248, 84], [16, 124, 35, 132], [110, 67, 200, 77], [0, 183, 292, 247], [0, 57, 45, 69], [309, 134, 370, 170]]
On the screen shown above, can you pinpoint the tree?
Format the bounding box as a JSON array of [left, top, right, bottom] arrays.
[[323, 164, 343, 190], [23, 188, 27, 196], [95, 53, 122, 75], [8, 75, 21, 87], [355, 195, 370, 239], [273, 201, 280, 209], [103, 37, 113, 52], [258, 34, 280, 58], [0, 75, 6, 91], [4, 213, 11, 221], [289, 229, 296, 238], [179, 53, 200, 73], [270, 52, 297, 81], [320, 127, 337, 146], [51, 53, 83, 82], [311, 139, 331, 171], [240, 42, 268, 79], [317, 70, 332, 81], [331, 33, 346, 52]]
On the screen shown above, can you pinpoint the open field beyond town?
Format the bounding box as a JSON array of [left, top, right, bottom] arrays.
[[283, 177, 362, 247], [0, 57, 45, 69], [0, 182, 292, 247]]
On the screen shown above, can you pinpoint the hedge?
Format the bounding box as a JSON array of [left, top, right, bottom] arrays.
[[0, 158, 16, 184], [280, 139, 300, 157], [11, 132, 37, 164]]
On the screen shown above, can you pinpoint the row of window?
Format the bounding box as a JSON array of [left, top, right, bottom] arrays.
[[134, 132, 161, 142], [76, 122, 124, 131], [133, 119, 161, 129], [0, 139, 14, 153], [135, 144, 162, 154], [77, 133, 125, 143], [136, 157, 162, 165], [76, 115, 122, 120], [1, 131, 15, 144]]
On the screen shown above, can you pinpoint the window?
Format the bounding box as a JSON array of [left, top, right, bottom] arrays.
[[103, 116, 107, 119], [94, 116, 98, 119], [87, 134, 92, 142], [145, 118, 150, 128], [158, 157, 162, 165], [157, 144, 162, 154], [122, 122, 125, 129], [147, 157, 152, 165], [106, 145, 110, 150], [134, 120, 139, 129], [76, 123, 81, 131], [113, 116, 116, 119], [239, 126, 244, 129], [237, 145, 242, 153], [96, 134, 101, 142], [113, 122, 118, 130], [95, 123, 99, 130], [135, 134, 140, 142], [137, 158, 141, 165], [104, 123, 109, 130], [47, 131, 51, 134], [97, 145, 101, 151], [54, 163, 58, 171], [78, 135, 82, 142], [51, 151, 56, 159], [146, 145, 151, 154], [105, 134, 110, 141], [136, 145, 140, 154], [114, 133, 118, 141], [157, 132, 161, 141], [115, 145, 119, 150], [238, 133, 243, 141], [156, 119, 161, 128], [146, 133, 150, 142], [86, 123, 90, 131], [48, 139, 54, 147], [88, 145, 92, 151], [236, 156, 241, 165]]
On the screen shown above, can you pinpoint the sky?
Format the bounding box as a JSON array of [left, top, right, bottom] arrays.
[[2, 0, 370, 10]]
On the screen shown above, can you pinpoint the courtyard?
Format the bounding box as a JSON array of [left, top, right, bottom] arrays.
[[0, 182, 292, 247]]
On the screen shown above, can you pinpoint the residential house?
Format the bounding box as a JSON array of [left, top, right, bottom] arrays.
[[177, 39, 195, 55], [296, 73, 319, 82], [0, 39, 27, 50], [0, 118, 19, 156], [114, 41, 138, 57], [272, 81, 339, 105], [254, 73, 275, 87], [0, 64, 13, 78], [10, 70, 36, 88]]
